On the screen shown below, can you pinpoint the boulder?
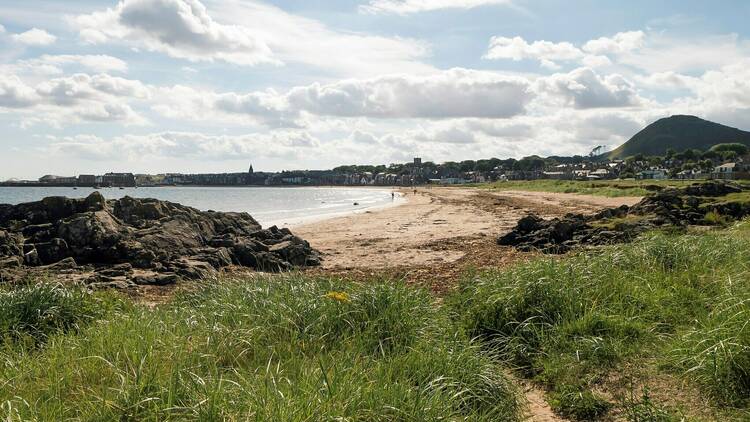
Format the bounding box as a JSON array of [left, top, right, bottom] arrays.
[[58, 211, 123, 262], [132, 272, 179, 286], [0, 192, 321, 288]]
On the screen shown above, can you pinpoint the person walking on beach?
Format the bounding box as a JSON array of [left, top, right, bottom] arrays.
[[391, 192, 395, 201]]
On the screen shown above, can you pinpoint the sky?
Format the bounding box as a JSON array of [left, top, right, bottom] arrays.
[[1, 0, 750, 179]]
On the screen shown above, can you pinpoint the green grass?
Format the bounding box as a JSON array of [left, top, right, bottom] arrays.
[[450, 222, 750, 419], [0, 277, 520, 421], [0, 282, 122, 347], [473, 179, 699, 197], [6, 220, 750, 420]]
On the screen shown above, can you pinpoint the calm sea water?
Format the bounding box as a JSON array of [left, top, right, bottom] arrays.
[[0, 186, 400, 227]]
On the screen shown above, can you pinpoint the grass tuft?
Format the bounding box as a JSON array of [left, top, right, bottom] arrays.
[[0, 282, 109, 346]]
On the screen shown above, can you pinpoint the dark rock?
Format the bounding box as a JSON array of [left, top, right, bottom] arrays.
[[517, 215, 544, 233], [96, 263, 133, 277], [116, 240, 158, 268], [34, 238, 70, 264], [0, 230, 23, 257], [132, 272, 179, 286], [42, 257, 78, 270], [88, 279, 133, 290], [0, 192, 320, 288], [683, 181, 741, 197], [499, 181, 750, 254], [208, 234, 235, 248], [57, 211, 122, 262]]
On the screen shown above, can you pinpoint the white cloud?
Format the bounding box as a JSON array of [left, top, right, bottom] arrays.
[[47, 130, 321, 162], [484, 36, 583, 69], [150, 68, 534, 126], [36, 73, 150, 105], [581, 55, 612, 68], [360, 0, 510, 14], [12, 28, 57, 45], [286, 68, 532, 119], [681, 60, 750, 110], [11, 55, 129, 75], [536, 67, 642, 109], [615, 33, 750, 74], [0, 74, 39, 108], [0, 72, 149, 125], [213, 89, 299, 127], [636, 71, 699, 90], [582, 30, 645, 55], [74, 0, 276, 66], [414, 126, 477, 144], [484, 31, 648, 69]]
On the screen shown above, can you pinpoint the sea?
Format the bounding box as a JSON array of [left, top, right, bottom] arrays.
[[0, 186, 402, 227]]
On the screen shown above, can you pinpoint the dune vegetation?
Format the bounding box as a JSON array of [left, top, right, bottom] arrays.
[[3, 222, 750, 420], [0, 277, 520, 421]]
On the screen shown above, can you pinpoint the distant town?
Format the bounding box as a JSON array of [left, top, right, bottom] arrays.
[[2, 144, 749, 188]]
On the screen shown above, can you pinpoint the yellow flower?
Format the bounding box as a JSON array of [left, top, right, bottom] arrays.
[[325, 291, 351, 303]]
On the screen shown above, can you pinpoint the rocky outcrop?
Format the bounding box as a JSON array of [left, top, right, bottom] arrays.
[[0, 193, 321, 287], [498, 181, 750, 254], [497, 212, 643, 254]]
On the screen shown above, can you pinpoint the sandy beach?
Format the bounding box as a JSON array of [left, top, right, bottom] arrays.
[[295, 186, 641, 291]]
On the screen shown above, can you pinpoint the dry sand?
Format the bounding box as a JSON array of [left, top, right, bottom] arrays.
[[295, 187, 641, 269], [295, 186, 641, 291]]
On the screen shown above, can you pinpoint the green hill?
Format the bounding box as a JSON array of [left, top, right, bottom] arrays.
[[608, 115, 750, 159]]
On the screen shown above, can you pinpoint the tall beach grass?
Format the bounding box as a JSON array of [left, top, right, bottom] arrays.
[[0, 277, 521, 421]]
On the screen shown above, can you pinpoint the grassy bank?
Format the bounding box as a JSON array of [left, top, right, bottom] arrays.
[[474, 179, 698, 197], [0, 278, 520, 421], [451, 222, 750, 420], [4, 223, 750, 420]]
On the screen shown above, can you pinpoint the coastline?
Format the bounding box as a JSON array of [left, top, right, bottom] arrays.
[[276, 191, 407, 228], [0, 185, 403, 229]]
